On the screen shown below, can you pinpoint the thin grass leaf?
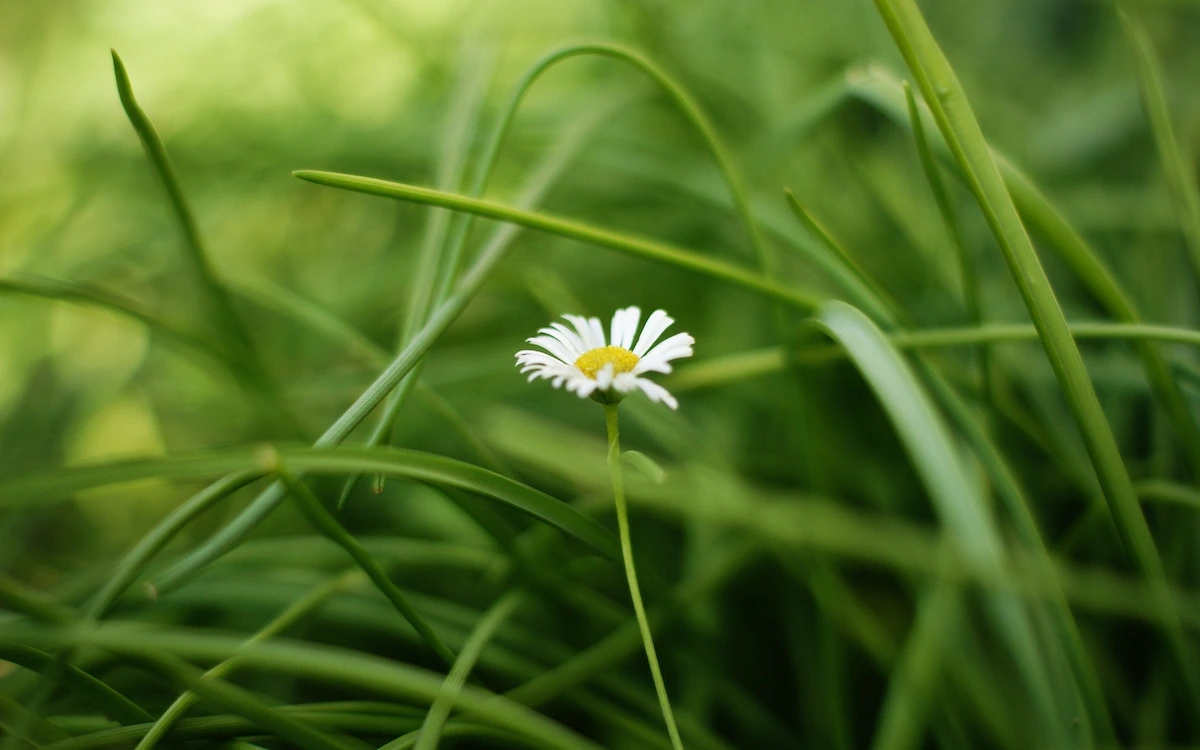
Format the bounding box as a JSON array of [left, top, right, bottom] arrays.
[[134, 572, 359, 750], [410, 592, 522, 750], [0, 625, 608, 750], [0, 646, 152, 726], [294, 170, 820, 310], [845, 63, 1200, 479], [267, 451, 459, 670], [813, 300, 1070, 744], [110, 50, 280, 423], [869, 0, 1200, 713], [0, 445, 620, 562], [1121, 10, 1200, 284]]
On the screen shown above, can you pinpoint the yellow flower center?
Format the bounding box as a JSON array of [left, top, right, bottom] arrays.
[[574, 346, 639, 380]]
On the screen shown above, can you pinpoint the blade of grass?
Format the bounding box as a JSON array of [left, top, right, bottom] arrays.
[[1121, 10, 1200, 284], [0, 625, 608, 750], [673, 320, 1200, 391], [134, 571, 360, 750], [0, 445, 620, 562], [868, 579, 961, 750], [0, 275, 230, 369], [0, 646, 152, 726], [341, 45, 494, 506], [813, 300, 1071, 745], [410, 592, 523, 750], [141, 98, 619, 597], [783, 190, 899, 322], [902, 83, 991, 400], [871, 0, 1200, 715], [292, 170, 821, 311], [264, 450, 458, 670], [846, 63, 1200, 478], [110, 51, 287, 431]]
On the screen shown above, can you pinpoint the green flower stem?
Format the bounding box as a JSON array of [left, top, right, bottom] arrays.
[[602, 404, 684, 750]]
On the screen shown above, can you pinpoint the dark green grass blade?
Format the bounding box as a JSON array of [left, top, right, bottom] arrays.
[[0, 625, 607, 750], [846, 64, 1200, 479], [111, 50, 292, 435], [0, 646, 152, 725], [269, 454, 459, 670], [813, 300, 1071, 746], [871, 0, 1200, 715], [292, 170, 821, 311], [0, 445, 620, 562], [1121, 10, 1200, 284]]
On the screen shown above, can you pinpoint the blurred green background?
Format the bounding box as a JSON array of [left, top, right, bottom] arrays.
[[4, 0, 1200, 748]]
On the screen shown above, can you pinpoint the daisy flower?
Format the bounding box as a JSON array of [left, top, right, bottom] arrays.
[[515, 307, 694, 409]]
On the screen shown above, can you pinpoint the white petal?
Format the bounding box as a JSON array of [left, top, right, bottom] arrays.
[[587, 316, 607, 348], [540, 323, 586, 359], [633, 377, 678, 410], [612, 372, 639, 393], [634, 332, 695, 374], [525, 335, 574, 365], [595, 362, 614, 390], [611, 307, 641, 350], [561, 316, 600, 350], [633, 309, 674, 356]]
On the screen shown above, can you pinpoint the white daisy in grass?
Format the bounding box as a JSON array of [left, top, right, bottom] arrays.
[[515, 307, 694, 409]]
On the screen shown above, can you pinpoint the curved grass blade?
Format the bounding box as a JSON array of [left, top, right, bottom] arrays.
[[0, 625, 607, 750], [450, 42, 772, 278], [410, 592, 523, 750], [292, 170, 821, 311], [110, 54, 263, 377], [813, 300, 1070, 747], [146, 103, 618, 595], [126, 651, 358, 750], [0, 646, 152, 726], [869, 0, 1200, 713], [674, 321, 1200, 391], [267, 453, 458, 670], [134, 572, 359, 750], [0, 275, 229, 369], [1121, 10, 1200, 283], [0, 445, 619, 562], [845, 63, 1200, 479]]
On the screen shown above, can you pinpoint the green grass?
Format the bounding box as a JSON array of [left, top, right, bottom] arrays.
[[3, 1, 1200, 748]]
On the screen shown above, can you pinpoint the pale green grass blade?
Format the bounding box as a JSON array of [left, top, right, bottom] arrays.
[[812, 300, 1069, 745], [293, 170, 820, 310], [343, 47, 494, 506], [674, 321, 1200, 391], [110, 50, 282, 427], [409, 592, 522, 750], [0, 445, 620, 562]]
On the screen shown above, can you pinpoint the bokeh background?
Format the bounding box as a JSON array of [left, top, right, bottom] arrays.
[[3, 1, 1200, 748]]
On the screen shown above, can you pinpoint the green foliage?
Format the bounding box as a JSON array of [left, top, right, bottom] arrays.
[[3, 1, 1200, 748]]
